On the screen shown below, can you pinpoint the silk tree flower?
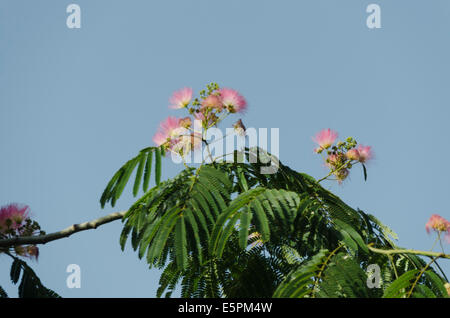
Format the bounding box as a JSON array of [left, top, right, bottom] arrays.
[[334, 168, 350, 184], [179, 117, 192, 129], [26, 245, 39, 260], [201, 94, 223, 111], [172, 132, 202, 155], [325, 154, 339, 168], [346, 148, 360, 161], [325, 153, 345, 169], [13, 245, 39, 261], [0, 203, 30, 234], [219, 88, 247, 113], [152, 116, 184, 147], [169, 87, 193, 109], [357, 145, 373, 163], [313, 129, 338, 152], [425, 214, 450, 242], [194, 110, 217, 127]]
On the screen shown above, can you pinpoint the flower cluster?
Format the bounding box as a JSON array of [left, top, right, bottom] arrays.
[[313, 129, 373, 183], [425, 214, 450, 243], [153, 83, 247, 157], [0, 203, 44, 260]]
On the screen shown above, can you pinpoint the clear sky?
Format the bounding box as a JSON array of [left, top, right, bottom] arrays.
[[1, 0, 449, 297]]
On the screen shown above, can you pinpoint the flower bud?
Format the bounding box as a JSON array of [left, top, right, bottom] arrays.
[[346, 148, 360, 161], [233, 119, 246, 137]]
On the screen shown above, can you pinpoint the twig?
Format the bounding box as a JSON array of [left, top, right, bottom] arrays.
[[0, 211, 127, 248]]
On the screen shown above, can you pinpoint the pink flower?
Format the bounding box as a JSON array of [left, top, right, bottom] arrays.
[[172, 132, 202, 155], [201, 94, 223, 111], [152, 116, 183, 147], [0, 203, 30, 234], [313, 129, 338, 151], [152, 116, 202, 156], [357, 145, 373, 163], [325, 153, 340, 168], [219, 88, 247, 113], [346, 148, 360, 161], [169, 87, 193, 109], [179, 117, 192, 129], [194, 110, 216, 127], [425, 214, 450, 240]]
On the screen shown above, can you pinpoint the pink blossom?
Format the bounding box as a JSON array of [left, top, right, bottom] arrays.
[[346, 148, 360, 161], [357, 145, 373, 163], [219, 88, 247, 113], [0, 203, 30, 234], [169, 87, 193, 109], [194, 110, 216, 127], [172, 132, 202, 155], [179, 117, 192, 129], [152, 116, 183, 147], [313, 129, 338, 151], [325, 153, 340, 168], [425, 214, 450, 239], [201, 94, 223, 111]]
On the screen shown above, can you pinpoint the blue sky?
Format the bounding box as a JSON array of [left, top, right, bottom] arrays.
[[1, 0, 449, 297]]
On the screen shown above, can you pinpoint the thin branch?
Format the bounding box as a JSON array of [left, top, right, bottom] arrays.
[[368, 245, 450, 260], [407, 256, 439, 298], [0, 211, 127, 248]]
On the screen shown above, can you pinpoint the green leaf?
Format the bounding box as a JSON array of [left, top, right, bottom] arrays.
[[250, 198, 270, 241], [147, 207, 179, 264], [383, 269, 420, 298], [423, 270, 449, 298], [155, 147, 162, 186], [175, 216, 188, 270], [112, 159, 139, 207], [184, 208, 203, 263], [0, 285, 7, 298], [239, 207, 253, 249], [143, 151, 153, 192], [210, 187, 265, 255], [273, 249, 328, 298], [10, 259, 22, 284], [133, 153, 146, 197], [215, 213, 240, 258], [333, 219, 368, 254]]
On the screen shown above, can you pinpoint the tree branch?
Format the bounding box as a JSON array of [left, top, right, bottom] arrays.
[[368, 245, 450, 259], [0, 211, 127, 248]]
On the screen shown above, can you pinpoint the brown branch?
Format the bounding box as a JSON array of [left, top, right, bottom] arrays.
[[0, 211, 127, 248]]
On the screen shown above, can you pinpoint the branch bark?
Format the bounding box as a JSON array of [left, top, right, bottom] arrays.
[[0, 211, 127, 248], [368, 245, 450, 259]]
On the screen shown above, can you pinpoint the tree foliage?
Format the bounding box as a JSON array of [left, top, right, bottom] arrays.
[[101, 147, 449, 298]]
